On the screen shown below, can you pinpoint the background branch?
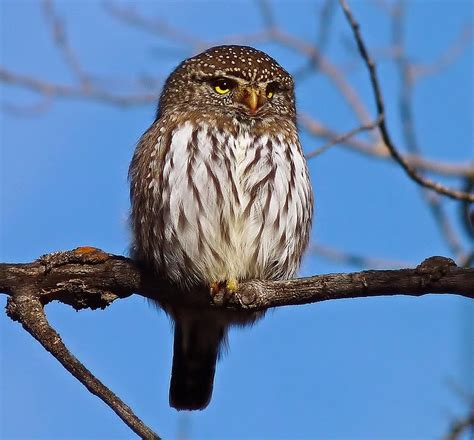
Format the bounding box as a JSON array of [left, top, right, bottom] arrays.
[[390, 0, 467, 261], [443, 408, 474, 440], [339, 0, 474, 202], [1, 1, 472, 437]]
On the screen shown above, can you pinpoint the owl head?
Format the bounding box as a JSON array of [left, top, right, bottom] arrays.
[[157, 45, 296, 122]]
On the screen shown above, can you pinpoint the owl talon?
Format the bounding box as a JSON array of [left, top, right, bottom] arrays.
[[226, 278, 238, 293], [210, 281, 221, 296], [209, 279, 238, 297]]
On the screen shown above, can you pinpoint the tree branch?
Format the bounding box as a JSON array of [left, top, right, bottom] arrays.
[[299, 113, 474, 178], [443, 408, 474, 440], [305, 116, 383, 159], [1, 247, 473, 438], [339, 0, 474, 202], [6, 290, 160, 440], [1, 248, 473, 312], [390, 0, 467, 260]]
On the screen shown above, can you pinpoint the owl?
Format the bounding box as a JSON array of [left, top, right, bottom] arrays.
[[129, 45, 313, 410]]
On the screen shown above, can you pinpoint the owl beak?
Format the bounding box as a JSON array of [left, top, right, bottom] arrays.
[[239, 87, 265, 113]]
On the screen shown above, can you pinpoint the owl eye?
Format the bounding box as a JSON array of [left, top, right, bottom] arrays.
[[210, 78, 236, 95], [266, 82, 279, 99]]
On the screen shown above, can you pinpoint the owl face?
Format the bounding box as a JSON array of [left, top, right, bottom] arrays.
[[158, 45, 296, 122]]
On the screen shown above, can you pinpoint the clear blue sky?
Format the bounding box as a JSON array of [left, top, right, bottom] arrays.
[[1, 1, 472, 439]]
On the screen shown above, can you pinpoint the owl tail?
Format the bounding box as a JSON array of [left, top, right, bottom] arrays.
[[169, 316, 225, 410]]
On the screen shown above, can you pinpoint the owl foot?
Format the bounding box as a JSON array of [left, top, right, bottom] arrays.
[[210, 281, 221, 296], [209, 278, 239, 304], [225, 278, 239, 293]]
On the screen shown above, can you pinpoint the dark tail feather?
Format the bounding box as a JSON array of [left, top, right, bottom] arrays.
[[169, 318, 225, 410]]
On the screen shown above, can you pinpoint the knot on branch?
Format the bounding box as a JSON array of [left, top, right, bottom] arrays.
[[1, 248, 473, 316], [39, 246, 111, 271], [416, 256, 457, 287], [49, 280, 120, 311]]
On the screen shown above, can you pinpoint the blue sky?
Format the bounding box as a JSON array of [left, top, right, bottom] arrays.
[[1, 1, 473, 439]]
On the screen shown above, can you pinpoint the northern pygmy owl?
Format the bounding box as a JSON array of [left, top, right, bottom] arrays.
[[129, 45, 313, 410]]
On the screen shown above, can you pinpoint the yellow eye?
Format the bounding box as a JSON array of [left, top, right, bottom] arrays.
[[211, 78, 235, 95], [266, 82, 278, 100], [215, 85, 230, 94]]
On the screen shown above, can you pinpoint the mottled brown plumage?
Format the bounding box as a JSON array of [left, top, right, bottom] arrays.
[[129, 45, 313, 410]]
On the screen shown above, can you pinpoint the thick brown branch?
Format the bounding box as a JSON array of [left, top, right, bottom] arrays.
[[1, 248, 472, 438], [1, 248, 472, 313], [5, 289, 160, 440]]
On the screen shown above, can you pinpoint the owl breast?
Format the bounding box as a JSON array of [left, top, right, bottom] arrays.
[[146, 120, 312, 289]]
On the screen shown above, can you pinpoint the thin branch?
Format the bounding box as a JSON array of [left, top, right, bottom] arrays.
[[3, 95, 53, 116], [310, 243, 408, 269], [305, 115, 382, 159], [103, 1, 204, 48], [460, 176, 474, 240], [42, 0, 90, 85], [293, 0, 336, 81], [6, 290, 160, 440], [299, 113, 474, 178], [411, 23, 473, 81], [271, 28, 376, 132], [2, 60, 471, 181], [255, 0, 276, 30], [443, 408, 474, 440], [391, 0, 466, 259], [0, 67, 158, 106], [3, 0, 472, 184], [339, 0, 474, 202], [108, 1, 376, 137]]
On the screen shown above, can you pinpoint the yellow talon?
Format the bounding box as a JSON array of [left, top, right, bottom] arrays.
[[210, 281, 220, 295], [210, 279, 238, 295], [226, 278, 238, 293]]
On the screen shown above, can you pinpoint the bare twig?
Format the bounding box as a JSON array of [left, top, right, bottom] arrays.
[[0, 67, 158, 106], [6, 290, 160, 440], [42, 0, 90, 85], [256, 0, 276, 30], [412, 23, 473, 81], [293, 0, 338, 81], [461, 176, 474, 240], [391, 0, 466, 259], [2, 1, 471, 183], [107, 1, 375, 135], [3, 95, 53, 116], [443, 408, 474, 440], [104, 1, 203, 48], [339, 0, 474, 202], [271, 28, 376, 132], [310, 243, 408, 269], [305, 115, 383, 159], [299, 113, 474, 178]]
